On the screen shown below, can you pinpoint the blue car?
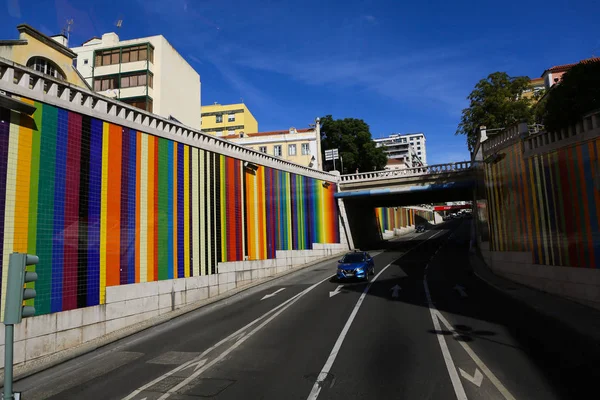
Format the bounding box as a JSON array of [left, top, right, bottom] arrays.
[[336, 251, 375, 281]]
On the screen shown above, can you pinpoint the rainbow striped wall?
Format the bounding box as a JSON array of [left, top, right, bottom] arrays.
[[0, 99, 339, 316], [484, 137, 600, 268], [375, 207, 433, 233]]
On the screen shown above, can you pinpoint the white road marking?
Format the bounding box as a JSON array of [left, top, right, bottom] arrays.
[[123, 274, 334, 400], [306, 262, 392, 400], [435, 310, 517, 400], [329, 285, 344, 298], [307, 231, 444, 400], [424, 278, 468, 400], [453, 284, 468, 298], [459, 367, 483, 387], [261, 287, 286, 300]]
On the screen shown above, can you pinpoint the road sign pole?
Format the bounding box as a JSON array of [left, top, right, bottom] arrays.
[[4, 324, 13, 399], [333, 158, 336, 170]]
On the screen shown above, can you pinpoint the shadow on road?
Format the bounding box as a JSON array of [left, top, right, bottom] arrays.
[[342, 220, 600, 400]]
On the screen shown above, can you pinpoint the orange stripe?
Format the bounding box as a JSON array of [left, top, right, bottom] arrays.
[[147, 136, 155, 281], [106, 124, 122, 287]]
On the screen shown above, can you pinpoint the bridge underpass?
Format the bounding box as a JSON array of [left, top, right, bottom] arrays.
[[336, 162, 479, 248]]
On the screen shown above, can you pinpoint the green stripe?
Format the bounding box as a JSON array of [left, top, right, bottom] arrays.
[[157, 138, 168, 279], [35, 105, 57, 315], [25, 102, 42, 306]]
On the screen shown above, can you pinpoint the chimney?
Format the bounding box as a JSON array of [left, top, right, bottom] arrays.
[[50, 34, 68, 47]]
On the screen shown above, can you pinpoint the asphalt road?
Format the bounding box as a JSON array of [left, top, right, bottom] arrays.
[[14, 220, 600, 399]]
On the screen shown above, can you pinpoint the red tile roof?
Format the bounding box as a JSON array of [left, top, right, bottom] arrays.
[[530, 77, 544, 83], [222, 128, 313, 140], [544, 57, 600, 74]]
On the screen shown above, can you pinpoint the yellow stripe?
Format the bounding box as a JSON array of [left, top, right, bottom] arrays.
[[1, 112, 21, 319], [191, 148, 200, 276], [206, 153, 212, 273], [139, 134, 148, 282], [199, 150, 206, 275], [99, 122, 110, 304], [183, 146, 190, 277], [14, 112, 32, 253]]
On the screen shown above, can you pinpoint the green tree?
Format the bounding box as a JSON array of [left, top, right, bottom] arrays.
[[320, 115, 388, 173], [539, 60, 600, 132], [456, 72, 534, 152]]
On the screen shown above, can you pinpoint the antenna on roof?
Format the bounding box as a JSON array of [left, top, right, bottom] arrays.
[[116, 19, 123, 30], [240, 97, 244, 104], [63, 19, 74, 41]]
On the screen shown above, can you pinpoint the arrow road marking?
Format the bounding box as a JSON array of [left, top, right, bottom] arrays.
[[261, 288, 285, 301], [329, 285, 344, 298], [454, 284, 468, 298], [390, 284, 401, 298], [181, 358, 208, 373], [459, 368, 483, 387], [435, 309, 516, 400]]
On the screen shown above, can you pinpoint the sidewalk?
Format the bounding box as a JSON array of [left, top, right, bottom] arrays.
[[469, 251, 600, 344]]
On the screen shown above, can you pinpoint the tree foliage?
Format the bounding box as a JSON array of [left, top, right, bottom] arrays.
[[456, 72, 534, 152], [539, 60, 600, 132], [320, 115, 388, 173]]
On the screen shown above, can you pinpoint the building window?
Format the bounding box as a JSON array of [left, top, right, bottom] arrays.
[[228, 114, 235, 122], [26, 57, 66, 80], [274, 145, 282, 157], [120, 73, 153, 89], [83, 59, 88, 65], [93, 76, 118, 91], [216, 114, 223, 123], [301, 143, 310, 155], [259, 146, 267, 154], [121, 97, 153, 112], [288, 144, 297, 156], [228, 129, 235, 136], [95, 45, 154, 67]]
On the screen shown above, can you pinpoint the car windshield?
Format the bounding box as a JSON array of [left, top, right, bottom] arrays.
[[342, 253, 365, 263]]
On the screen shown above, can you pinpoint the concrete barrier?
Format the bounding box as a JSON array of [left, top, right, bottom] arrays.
[[0, 243, 348, 378]]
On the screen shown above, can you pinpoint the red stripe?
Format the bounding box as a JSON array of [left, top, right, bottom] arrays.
[[63, 113, 82, 310], [227, 158, 236, 260]]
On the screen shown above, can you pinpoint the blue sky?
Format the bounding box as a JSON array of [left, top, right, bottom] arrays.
[[2, 0, 599, 164]]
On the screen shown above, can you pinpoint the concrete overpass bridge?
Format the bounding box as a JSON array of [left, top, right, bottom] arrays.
[[335, 161, 480, 247]]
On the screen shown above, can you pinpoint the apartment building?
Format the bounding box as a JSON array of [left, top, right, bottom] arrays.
[[374, 132, 426, 167], [201, 102, 258, 136], [225, 126, 323, 170], [71, 32, 201, 129]]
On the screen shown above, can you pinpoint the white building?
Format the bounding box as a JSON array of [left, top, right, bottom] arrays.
[[71, 32, 201, 129], [374, 132, 427, 167], [224, 126, 323, 170]]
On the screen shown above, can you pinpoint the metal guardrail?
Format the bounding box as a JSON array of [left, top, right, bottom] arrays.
[[339, 161, 474, 183]]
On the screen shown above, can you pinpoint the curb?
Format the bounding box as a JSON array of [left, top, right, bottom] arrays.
[[3, 251, 347, 383]]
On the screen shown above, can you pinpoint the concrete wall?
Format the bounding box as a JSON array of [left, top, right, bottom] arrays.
[[474, 112, 600, 310], [0, 243, 348, 375]]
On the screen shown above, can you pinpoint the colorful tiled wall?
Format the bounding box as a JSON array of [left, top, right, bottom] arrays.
[[484, 138, 600, 268], [0, 99, 340, 316], [375, 207, 433, 233]]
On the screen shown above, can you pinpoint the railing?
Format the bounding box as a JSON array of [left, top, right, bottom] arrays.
[[523, 109, 600, 155], [339, 161, 474, 183], [0, 57, 336, 182], [482, 124, 523, 154]]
